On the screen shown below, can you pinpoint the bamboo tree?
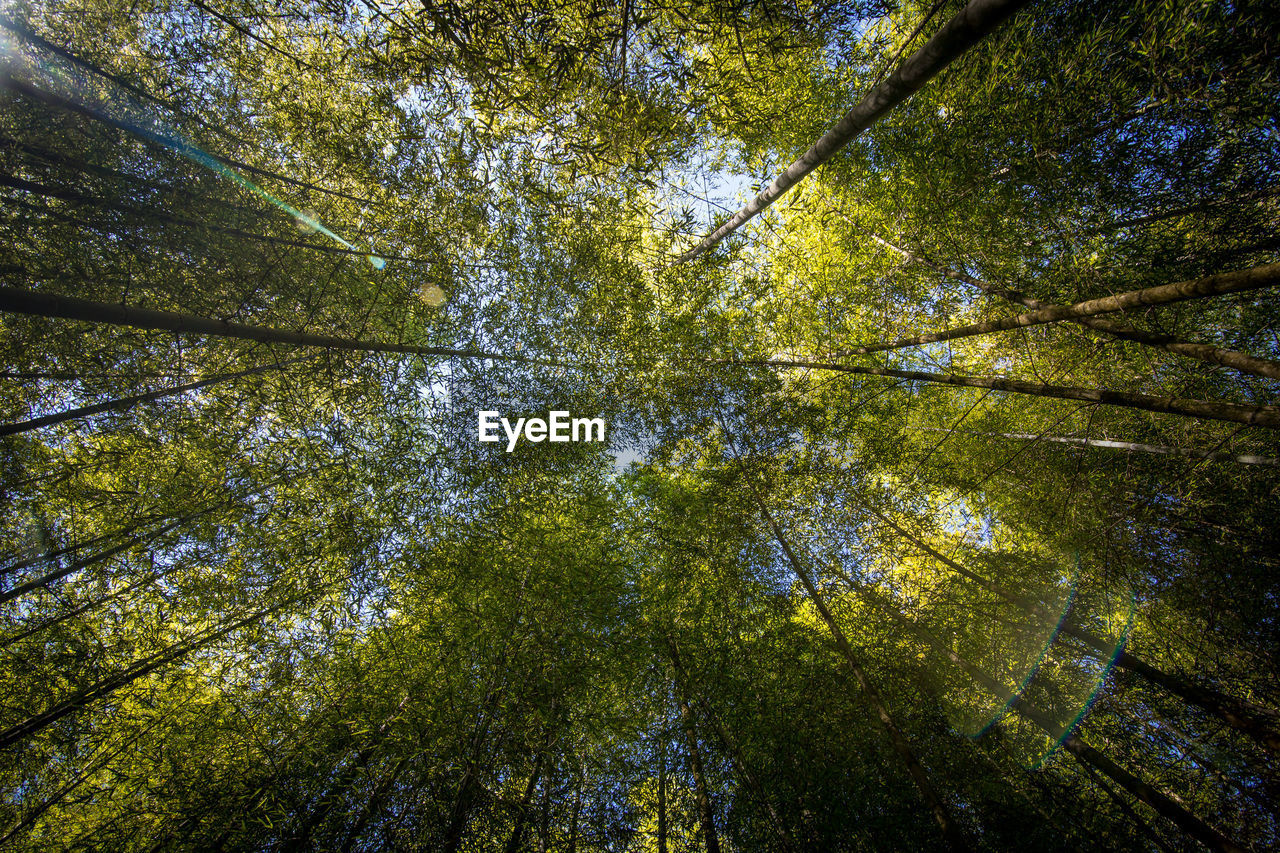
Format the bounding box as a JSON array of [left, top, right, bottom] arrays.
[[1, 1, 1276, 848], [870, 589, 1249, 853], [873, 236, 1280, 381], [1, 187, 402, 262], [658, 735, 669, 853], [0, 587, 312, 750], [744, 358, 1280, 428], [2, 528, 117, 577], [0, 29, 370, 204], [908, 427, 1280, 467], [679, 0, 1034, 260], [665, 634, 797, 853], [677, 691, 722, 853], [0, 13, 252, 148], [1, 464, 332, 608], [693, 696, 797, 853], [836, 263, 1280, 362], [0, 287, 537, 363], [0, 358, 298, 437], [867, 506, 1280, 754], [339, 754, 414, 853], [0, 166, 275, 222], [504, 740, 549, 853], [1076, 760, 1180, 853], [279, 694, 410, 852], [752, 487, 971, 851], [0, 703, 176, 846], [0, 514, 193, 606]]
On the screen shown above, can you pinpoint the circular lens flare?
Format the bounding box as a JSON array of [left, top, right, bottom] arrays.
[[943, 555, 1081, 741], [1032, 588, 1135, 769], [966, 580, 1077, 740], [419, 285, 446, 307], [296, 209, 320, 234], [937, 556, 1136, 769]]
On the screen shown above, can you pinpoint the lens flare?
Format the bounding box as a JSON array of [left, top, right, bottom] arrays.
[[938, 556, 1136, 769], [296, 209, 320, 234], [965, 577, 1077, 740], [0, 25, 384, 269], [945, 556, 1080, 741], [419, 284, 446, 307], [1032, 588, 1135, 769]]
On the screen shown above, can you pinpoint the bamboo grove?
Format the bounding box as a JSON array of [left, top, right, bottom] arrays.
[[0, 0, 1277, 849]]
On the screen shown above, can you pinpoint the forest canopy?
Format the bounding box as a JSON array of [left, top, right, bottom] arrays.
[[1, 0, 1278, 850]]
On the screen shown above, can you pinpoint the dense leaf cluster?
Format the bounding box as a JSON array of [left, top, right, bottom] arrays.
[[1, 0, 1277, 850]]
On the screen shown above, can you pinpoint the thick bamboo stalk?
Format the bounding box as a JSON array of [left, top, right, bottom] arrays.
[[839, 263, 1280, 359], [755, 492, 970, 850], [910, 426, 1280, 467], [678, 0, 1033, 261], [870, 508, 1280, 754], [874, 237, 1280, 381], [666, 636, 797, 853], [279, 695, 410, 853], [745, 358, 1280, 428], [0, 515, 191, 606], [0, 41, 370, 204], [0, 360, 292, 437], [678, 693, 722, 853], [0, 593, 303, 749], [0, 287, 533, 363], [863, 584, 1247, 853]]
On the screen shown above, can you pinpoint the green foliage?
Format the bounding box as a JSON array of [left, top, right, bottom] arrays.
[[1, 0, 1277, 850]]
